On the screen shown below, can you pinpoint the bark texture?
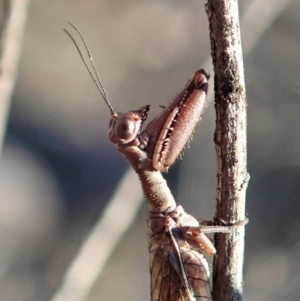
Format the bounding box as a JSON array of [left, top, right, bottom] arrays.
[[205, 1, 249, 301]]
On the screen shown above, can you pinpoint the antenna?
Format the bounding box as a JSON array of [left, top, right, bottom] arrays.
[[64, 22, 117, 118]]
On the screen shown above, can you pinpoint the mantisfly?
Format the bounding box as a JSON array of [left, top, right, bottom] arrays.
[[65, 23, 246, 301]]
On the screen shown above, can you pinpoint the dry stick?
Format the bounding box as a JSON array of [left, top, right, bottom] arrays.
[[51, 169, 142, 301], [206, 1, 248, 300], [50, 1, 292, 301], [0, 0, 31, 156]]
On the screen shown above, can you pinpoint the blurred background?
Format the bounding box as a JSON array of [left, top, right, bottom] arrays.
[[0, 0, 299, 300]]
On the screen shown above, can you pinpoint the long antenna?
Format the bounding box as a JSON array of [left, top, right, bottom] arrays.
[[64, 22, 117, 118]]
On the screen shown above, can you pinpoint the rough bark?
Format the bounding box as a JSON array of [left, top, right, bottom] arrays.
[[205, 1, 249, 301]]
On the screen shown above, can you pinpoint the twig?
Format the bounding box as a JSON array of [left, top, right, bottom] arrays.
[[206, 1, 248, 300], [0, 0, 31, 156], [50, 169, 142, 301]]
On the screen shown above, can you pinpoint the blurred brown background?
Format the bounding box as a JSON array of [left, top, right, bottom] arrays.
[[0, 0, 299, 301]]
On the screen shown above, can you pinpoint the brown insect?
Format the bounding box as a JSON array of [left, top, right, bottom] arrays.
[[65, 23, 245, 301]]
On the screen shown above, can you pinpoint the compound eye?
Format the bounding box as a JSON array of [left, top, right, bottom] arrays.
[[115, 117, 138, 143]]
